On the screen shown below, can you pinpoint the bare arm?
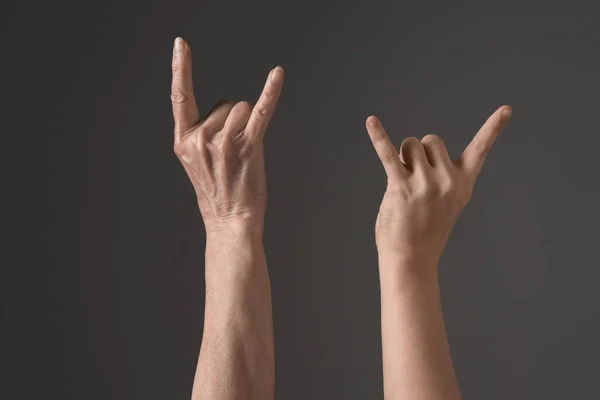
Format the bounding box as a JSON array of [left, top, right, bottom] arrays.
[[170, 37, 283, 400], [365, 106, 512, 400], [194, 224, 273, 400], [378, 252, 459, 400]]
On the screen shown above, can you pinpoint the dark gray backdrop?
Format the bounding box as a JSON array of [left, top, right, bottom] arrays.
[[3, 1, 600, 399]]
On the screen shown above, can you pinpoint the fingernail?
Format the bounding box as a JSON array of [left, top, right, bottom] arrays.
[[502, 105, 512, 118], [367, 116, 378, 128], [174, 37, 184, 54], [271, 66, 283, 83]]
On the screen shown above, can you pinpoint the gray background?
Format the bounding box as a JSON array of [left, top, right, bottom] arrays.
[[3, 1, 600, 399]]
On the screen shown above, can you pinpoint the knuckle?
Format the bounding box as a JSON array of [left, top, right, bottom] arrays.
[[421, 133, 443, 145], [236, 101, 253, 113], [240, 141, 256, 158], [253, 102, 269, 119], [196, 125, 211, 137], [426, 183, 441, 198], [207, 100, 234, 115], [210, 99, 234, 113], [221, 99, 236, 108], [216, 140, 227, 153], [170, 87, 188, 104], [439, 176, 455, 195], [215, 135, 233, 153], [262, 86, 276, 100], [403, 136, 420, 145], [473, 141, 490, 158], [400, 137, 419, 154], [492, 117, 505, 131], [415, 181, 439, 200], [400, 137, 421, 160]]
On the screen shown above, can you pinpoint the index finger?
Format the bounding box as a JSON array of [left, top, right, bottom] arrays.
[[171, 37, 200, 139], [366, 116, 409, 183], [245, 66, 284, 141], [458, 105, 512, 180]]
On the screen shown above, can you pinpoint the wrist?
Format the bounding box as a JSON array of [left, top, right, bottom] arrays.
[[378, 246, 440, 268], [205, 228, 264, 259], [378, 250, 440, 293], [204, 215, 264, 242]]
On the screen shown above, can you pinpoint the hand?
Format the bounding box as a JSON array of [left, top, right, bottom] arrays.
[[366, 106, 512, 267], [170, 37, 284, 234]]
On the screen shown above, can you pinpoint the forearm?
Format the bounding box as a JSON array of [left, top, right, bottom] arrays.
[[379, 252, 461, 400], [192, 223, 274, 400]]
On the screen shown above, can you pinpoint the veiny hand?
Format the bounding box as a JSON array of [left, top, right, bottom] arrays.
[[366, 106, 512, 266], [170, 37, 284, 233]]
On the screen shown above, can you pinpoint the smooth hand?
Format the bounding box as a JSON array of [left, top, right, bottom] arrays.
[[171, 37, 284, 234], [366, 106, 512, 269]]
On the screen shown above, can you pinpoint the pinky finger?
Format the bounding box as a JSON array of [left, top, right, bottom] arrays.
[[245, 66, 284, 141]]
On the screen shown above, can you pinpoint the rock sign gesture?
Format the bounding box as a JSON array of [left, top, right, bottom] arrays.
[[170, 37, 284, 233], [366, 106, 513, 269]]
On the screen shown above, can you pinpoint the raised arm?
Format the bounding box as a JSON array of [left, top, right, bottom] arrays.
[[170, 37, 283, 400], [365, 106, 512, 400]]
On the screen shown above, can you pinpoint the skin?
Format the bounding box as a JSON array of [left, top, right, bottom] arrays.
[[365, 105, 512, 400], [171, 31, 510, 399], [170, 37, 283, 400]]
